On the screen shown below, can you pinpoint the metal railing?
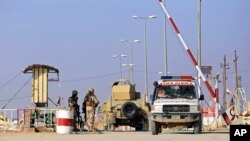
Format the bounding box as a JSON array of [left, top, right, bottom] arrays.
[[1, 108, 63, 130]]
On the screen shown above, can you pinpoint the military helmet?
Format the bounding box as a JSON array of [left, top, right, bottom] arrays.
[[88, 88, 94, 94], [72, 90, 78, 97]]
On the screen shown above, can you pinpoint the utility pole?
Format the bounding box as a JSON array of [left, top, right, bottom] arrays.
[[197, 0, 202, 95], [233, 50, 239, 114], [214, 73, 220, 128], [233, 50, 239, 90], [163, 0, 168, 75], [221, 55, 229, 110]]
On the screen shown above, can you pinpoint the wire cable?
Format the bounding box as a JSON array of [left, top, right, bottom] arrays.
[[0, 71, 22, 91], [1, 77, 31, 109], [48, 97, 57, 106], [60, 71, 128, 83], [0, 96, 31, 102]]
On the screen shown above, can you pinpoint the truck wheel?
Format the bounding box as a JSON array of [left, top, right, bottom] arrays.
[[193, 120, 202, 134], [121, 102, 138, 119], [150, 120, 159, 135], [142, 119, 149, 131], [135, 125, 143, 131], [135, 119, 148, 131]]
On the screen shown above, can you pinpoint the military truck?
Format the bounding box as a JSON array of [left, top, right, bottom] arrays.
[[150, 76, 204, 135], [102, 79, 150, 131]]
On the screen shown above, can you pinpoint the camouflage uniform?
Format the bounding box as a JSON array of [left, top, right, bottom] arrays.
[[83, 88, 99, 132]]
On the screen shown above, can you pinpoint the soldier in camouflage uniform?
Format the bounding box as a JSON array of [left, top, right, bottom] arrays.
[[83, 88, 99, 132]]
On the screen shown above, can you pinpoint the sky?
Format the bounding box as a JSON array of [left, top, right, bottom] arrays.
[[0, 0, 249, 109]]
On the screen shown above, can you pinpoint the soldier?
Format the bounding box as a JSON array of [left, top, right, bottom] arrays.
[[157, 88, 166, 98], [83, 88, 99, 132], [68, 90, 80, 130], [68, 90, 78, 111]]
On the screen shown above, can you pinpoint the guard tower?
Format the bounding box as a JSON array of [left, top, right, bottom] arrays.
[[23, 64, 59, 107]]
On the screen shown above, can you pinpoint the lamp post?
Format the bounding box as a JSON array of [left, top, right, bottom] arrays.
[[113, 54, 127, 79], [163, 0, 168, 76], [121, 39, 141, 84], [122, 63, 135, 81], [197, 0, 202, 96], [132, 15, 157, 101]]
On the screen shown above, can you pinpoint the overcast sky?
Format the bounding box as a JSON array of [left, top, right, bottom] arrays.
[[0, 0, 249, 109]]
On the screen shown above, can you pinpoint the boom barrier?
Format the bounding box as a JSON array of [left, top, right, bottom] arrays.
[[158, 0, 230, 125]]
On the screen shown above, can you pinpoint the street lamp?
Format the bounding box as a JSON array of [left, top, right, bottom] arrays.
[[122, 63, 136, 80], [121, 39, 141, 84], [132, 15, 157, 101], [159, 71, 170, 75], [113, 54, 127, 79], [158, 71, 163, 75]]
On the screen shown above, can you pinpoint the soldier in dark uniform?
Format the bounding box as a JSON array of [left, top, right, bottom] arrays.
[[68, 90, 80, 130]]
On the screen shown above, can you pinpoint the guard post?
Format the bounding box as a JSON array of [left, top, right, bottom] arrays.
[[23, 64, 59, 107]]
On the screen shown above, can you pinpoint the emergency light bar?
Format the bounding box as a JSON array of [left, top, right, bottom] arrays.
[[160, 76, 194, 80]]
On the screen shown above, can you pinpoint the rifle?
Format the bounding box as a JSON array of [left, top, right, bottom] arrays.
[[74, 104, 83, 131], [82, 102, 87, 122]]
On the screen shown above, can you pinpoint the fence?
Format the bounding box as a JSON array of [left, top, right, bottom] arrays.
[[0, 108, 63, 131]]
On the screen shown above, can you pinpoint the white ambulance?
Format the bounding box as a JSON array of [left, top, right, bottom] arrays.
[[150, 76, 204, 135]]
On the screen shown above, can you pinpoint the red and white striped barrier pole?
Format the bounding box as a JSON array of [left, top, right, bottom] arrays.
[[215, 75, 219, 104], [158, 0, 215, 98], [158, 0, 231, 125]]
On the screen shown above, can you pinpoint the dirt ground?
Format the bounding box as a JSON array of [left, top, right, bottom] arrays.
[[0, 130, 229, 141]]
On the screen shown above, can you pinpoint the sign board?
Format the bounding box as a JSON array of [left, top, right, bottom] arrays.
[[201, 66, 212, 75]]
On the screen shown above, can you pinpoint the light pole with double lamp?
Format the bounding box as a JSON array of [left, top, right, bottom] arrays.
[[132, 15, 157, 102], [121, 39, 141, 84], [113, 54, 127, 79]]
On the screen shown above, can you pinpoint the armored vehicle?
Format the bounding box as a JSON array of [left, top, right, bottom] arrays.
[[102, 79, 150, 131]]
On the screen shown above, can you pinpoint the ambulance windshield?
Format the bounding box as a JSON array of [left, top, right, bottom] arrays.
[[156, 85, 196, 99]]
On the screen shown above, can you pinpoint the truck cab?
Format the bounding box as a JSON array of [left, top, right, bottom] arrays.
[[150, 76, 204, 135]]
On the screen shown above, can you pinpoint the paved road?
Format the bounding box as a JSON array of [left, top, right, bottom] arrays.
[[0, 130, 229, 141]]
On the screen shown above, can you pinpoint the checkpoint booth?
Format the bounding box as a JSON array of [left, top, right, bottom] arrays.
[[23, 64, 59, 107], [19, 64, 60, 130]]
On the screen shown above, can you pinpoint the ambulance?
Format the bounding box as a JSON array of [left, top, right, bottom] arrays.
[[150, 76, 204, 135]]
